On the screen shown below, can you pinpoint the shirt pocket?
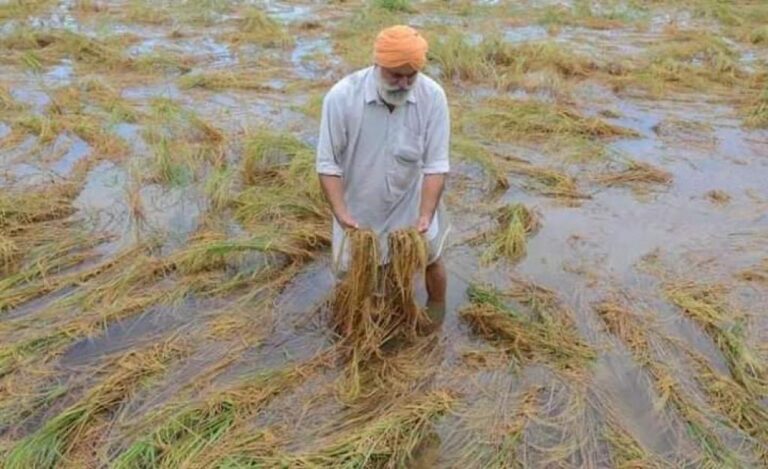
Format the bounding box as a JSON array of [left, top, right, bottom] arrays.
[[386, 127, 424, 204]]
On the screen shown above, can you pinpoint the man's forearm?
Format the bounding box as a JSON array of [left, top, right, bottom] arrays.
[[419, 174, 446, 220], [319, 174, 347, 219]]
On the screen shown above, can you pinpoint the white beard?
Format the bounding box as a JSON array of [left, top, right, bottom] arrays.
[[376, 69, 416, 107]]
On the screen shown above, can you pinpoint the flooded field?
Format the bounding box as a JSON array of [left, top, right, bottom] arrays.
[[1, 0, 767, 467]]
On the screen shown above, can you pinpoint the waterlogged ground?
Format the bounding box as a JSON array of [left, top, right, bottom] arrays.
[[1, 0, 767, 467]]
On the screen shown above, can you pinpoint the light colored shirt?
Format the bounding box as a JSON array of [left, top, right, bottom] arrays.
[[316, 66, 451, 271]]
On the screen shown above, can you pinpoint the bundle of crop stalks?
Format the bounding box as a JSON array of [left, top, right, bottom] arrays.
[[0, 249, 182, 377], [603, 420, 667, 468], [460, 284, 595, 371], [111, 354, 330, 468], [179, 70, 279, 92], [0, 0, 56, 21], [610, 30, 750, 95], [508, 160, 589, 200], [235, 129, 331, 258], [451, 137, 589, 199], [0, 182, 94, 286], [595, 301, 748, 467], [0, 182, 79, 229], [445, 382, 542, 468], [0, 27, 134, 71], [451, 136, 510, 192], [168, 226, 314, 298], [665, 283, 767, 397], [594, 160, 673, 188], [219, 6, 291, 48], [521, 379, 605, 466], [428, 31, 597, 87], [706, 189, 732, 204], [591, 383, 671, 468], [478, 203, 541, 263], [0, 229, 111, 305], [332, 6, 403, 69], [260, 391, 454, 468], [329, 229, 431, 362], [9, 94, 131, 157], [739, 258, 768, 284], [683, 349, 768, 461], [0, 83, 23, 112], [469, 97, 638, 142], [744, 85, 768, 128], [4, 339, 188, 468]]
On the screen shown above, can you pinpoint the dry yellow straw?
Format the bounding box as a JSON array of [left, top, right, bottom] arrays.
[[384, 229, 430, 337], [329, 228, 430, 362]]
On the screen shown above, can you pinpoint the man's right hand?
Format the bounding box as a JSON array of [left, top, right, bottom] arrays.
[[337, 212, 359, 230]]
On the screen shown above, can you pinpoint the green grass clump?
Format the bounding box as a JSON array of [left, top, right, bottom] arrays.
[[748, 25, 768, 44], [427, 32, 491, 83], [536, 0, 647, 30], [220, 7, 291, 48], [0, 0, 55, 20], [332, 7, 401, 69], [373, 0, 412, 13]]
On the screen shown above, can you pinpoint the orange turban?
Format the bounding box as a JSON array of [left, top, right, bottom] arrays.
[[373, 25, 429, 70]]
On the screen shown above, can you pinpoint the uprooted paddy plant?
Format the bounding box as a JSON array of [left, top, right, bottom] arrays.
[[327, 228, 435, 398]]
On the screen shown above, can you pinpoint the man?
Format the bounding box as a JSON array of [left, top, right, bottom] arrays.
[[315, 25, 450, 315]]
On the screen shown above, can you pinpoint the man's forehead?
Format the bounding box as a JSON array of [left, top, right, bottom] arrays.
[[381, 64, 418, 75]]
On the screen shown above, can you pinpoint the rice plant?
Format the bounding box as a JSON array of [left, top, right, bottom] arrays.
[[259, 392, 453, 468], [329, 229, 430, 360], [744, 85, 768, 128], [447, 384, 542, 468], [178, 71, 276, 91], [451, 136, 509, 191], [594, 160, 673, 188], [220, 6, 291, 48], [666, 283, 767, 396], [595, 301, 747, 468], [480, 203, 541, 264], [469, 97, 638, 142], [461, 284, 596, 371], [112, 356, 329, 468], [739, 259, 768, 284], [4, 340, 187, 468]]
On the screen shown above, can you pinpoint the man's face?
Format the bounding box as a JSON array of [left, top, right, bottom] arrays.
[[377, 64, 418, 106]]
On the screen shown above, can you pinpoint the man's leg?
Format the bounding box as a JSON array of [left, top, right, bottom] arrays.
[[425, 257, 446, 304], [424, 257, 447, 326]]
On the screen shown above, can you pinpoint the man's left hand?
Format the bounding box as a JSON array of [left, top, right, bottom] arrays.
[[416, 214, 431, 234]]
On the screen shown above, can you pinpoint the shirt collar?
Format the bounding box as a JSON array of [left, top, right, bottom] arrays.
[[365, 66, 417, 106]]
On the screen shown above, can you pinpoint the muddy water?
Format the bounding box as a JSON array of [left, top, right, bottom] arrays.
[[1, 0, 767, 465]]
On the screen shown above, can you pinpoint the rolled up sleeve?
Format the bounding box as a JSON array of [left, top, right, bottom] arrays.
[[422, 88, 450, 175], [316, 89, 346, 176]]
